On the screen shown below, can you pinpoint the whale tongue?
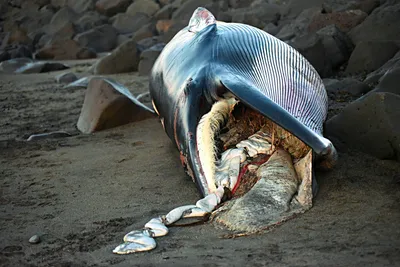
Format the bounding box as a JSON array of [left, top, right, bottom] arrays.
[[188, 7, 216, 33]]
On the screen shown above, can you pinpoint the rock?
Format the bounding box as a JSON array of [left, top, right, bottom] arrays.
[[0, 58, 33, 73], [172, 0, 213, 22], [47, 21, 76, 45], [263, 23, 279, 36], [47, 7, 78, 34], [155, 20, 173, 35], [74, 24, 118, 53], [35, 39, 96, 60], [56, 72, 78, 83], [154, 4, 173, 20], [158, 20, 187, 43], [95, 0, 132, 17], [280, 0, 324, 20], [132, 23, 156, 41], [0, 45, 33, 62], [229, 3, 281, 29], [308, 9, 367, 33], [323, 78, 371, 96], [27, 131, 72, 141], [67, 0, 96, 14], [94, 39, 139, 74], [14, 61, 69, 74], [345, 41, 399, 74], [75, 11, 109, 32], [111, 13, 151, 34], [290, 33, 332, 77], [8, 28, 32, 46], [276, 7, 321, 41], [116, 34, 130, 46], [77, 78, 155, 133], [29, 235, 41, 244], [326, 92, 400, 160], [138, 43, 164, 76], [51, 0, 68, 8], [228, 0, 253, 9], [364, 51, 400, 84], [370, 67, 400, 96], [316, 25, 354, 69], [136, 36, 162, 52], [349, 3, 400, 45], [126, 0, 160, 17]]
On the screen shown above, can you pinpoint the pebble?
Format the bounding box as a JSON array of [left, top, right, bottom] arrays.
[[29, 235, 41, 244]]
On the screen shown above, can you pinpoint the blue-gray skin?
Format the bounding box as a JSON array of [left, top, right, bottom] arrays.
[[150, 7, 337, 197]]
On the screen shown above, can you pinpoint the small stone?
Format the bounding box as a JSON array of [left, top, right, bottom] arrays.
[[29, 235, 41, 244], [56, 72, 78, 83]]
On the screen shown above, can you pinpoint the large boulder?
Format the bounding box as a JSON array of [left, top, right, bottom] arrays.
[[315, 24, 354, 69], [364, 51, 400, 84], [290, 33, 332, 77], [77, 78, 155, 133], [67, 0, 96, 14], [326, 92, 400, 160], [95, 0, 132, 17], [308, 9, 367, 33], [138, 43, 164, 76], [323, 78, 371, 96], [93, 39, 139, 74], [349, 3, 400, 45], [47, 7, 78, 34], [111, 13, 151, 34], [370, 66, 400, 96], [35, 39, 96, 59], [74, 24, 118, 53], [126, 0, 160, 17], [75, 11, 109, 32], [345, 41, 399, 74]]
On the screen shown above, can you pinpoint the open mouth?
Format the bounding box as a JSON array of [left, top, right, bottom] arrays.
[[196, 98, 314, 233]]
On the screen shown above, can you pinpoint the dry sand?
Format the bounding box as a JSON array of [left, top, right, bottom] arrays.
[[1, 62, 399, 267]]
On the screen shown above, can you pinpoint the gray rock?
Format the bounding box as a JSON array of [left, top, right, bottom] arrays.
[[316, 25, 354, 69], [154, 4, 174, 20], [290, 33, 332, 77], [0, 45, 33, 62], [116, 34, 130, 46], [137, 36, 162, 52], [138, 43, 165, 76], [345, 41, 399, 74], [111, 13, 151, 34], [47, 7, 78, 35], [67, 0, 96, 14], [29, 235, 41, 244], [74, 24, 118, 53], [35, 39, 96, 60], [263, 23, 279, 36], [349, 3, 400, 45], [323, 78, 371, 96], [370, 66, 400, 96], [75, 11, 109, 32], [326, 92, 400, 160], [56, 72, 78, 83], [95, 0, 132, 17], [229, 2, 281, 29], [94, 39, 139, 74], [276, 7, 321, 41], [364, 51, 400, 84], [126, 0, 160, 17], [132, 22, 156, 42], [27, 131, 72, 141]]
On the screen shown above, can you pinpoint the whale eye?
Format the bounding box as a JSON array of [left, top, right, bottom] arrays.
[[188, 7, 216, 33]]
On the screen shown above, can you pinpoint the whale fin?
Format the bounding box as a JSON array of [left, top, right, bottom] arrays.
[[188, 7, 216, 33], [218, 72, 337, 168]]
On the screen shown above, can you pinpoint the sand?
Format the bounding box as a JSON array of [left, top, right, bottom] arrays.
[[1, 62, 399, 267]]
